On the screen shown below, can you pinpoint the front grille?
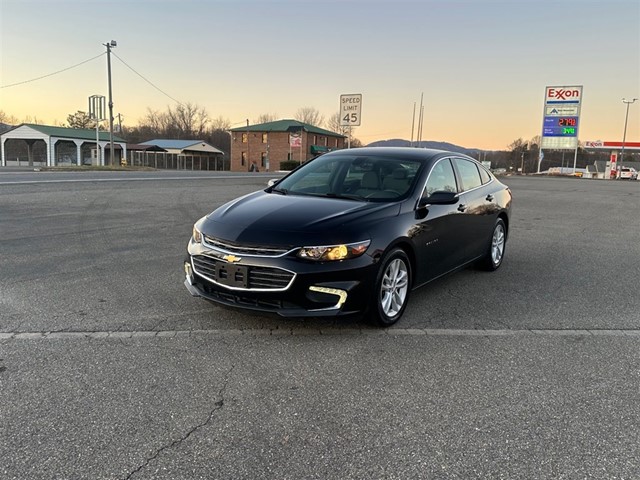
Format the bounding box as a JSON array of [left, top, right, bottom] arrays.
[[202, 235, 292, 257], [192, 255, 295, 291], [199, 284, 299, 311]]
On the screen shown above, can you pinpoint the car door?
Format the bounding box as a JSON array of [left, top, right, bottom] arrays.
[[452, 158, 499, 260], [411, 158, 468, 285]]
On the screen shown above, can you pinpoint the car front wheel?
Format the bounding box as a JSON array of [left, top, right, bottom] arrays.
[[369, 248, 411, 327]]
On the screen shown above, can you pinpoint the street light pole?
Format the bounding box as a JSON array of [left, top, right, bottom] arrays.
[[619, 97, 638, 169], [103, 40, 117, 166]]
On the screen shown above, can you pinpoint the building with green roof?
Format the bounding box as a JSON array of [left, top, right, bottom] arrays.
[[0, 123, 127, 167], [229, 119, 346, 171]]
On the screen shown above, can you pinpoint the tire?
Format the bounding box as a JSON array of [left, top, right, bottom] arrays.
[[369, 248, 411, 327], [479, 218, 507, 271]]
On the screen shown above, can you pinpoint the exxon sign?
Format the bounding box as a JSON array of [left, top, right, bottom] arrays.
[[546, 86, 582, 103]]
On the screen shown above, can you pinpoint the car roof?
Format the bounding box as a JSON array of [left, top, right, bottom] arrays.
[[323, 146, 472, 162]]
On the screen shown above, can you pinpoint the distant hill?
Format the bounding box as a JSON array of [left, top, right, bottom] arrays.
[[366, 138, 482, 154]]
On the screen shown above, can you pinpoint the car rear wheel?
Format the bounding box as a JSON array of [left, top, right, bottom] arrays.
[[479, 218, 506, 271], [369, 248, 411, 327]]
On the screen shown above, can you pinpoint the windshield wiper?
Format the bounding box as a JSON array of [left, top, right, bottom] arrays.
[[271, 187, 288, 195]]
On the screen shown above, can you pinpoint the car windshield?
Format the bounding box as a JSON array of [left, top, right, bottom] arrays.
[[271, 154, 423, 202]]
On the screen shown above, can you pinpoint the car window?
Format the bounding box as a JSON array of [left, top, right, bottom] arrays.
[[424, 159, 457, 197], [454, 158, 482, 191], [274, 154, 423, 201], [281, 159, 338, 193], [478, 164, 492, 184]]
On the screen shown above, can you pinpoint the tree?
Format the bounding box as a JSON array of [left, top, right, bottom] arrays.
[[167, 102, 209, 138], [22, 115, 45, 125], [507, 138, 527, 152], [254, 113, 278, 124], [0, 110, 19, 126], [327, 112, 351, 136], [140, 108, 170, 135], [65, 111, 94, 129], [210, 115, 232, 131], [529, 135, 541, 150], [206, 128, 231, 155], [295, 107, 324, 127], [136, 103, 210, 139], [349, 137, 364, 148]]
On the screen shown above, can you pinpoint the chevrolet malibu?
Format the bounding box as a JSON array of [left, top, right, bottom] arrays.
[[184, 147, 512, 326]]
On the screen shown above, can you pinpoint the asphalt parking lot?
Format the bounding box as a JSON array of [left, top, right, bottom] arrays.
[[1, 170, 639, 479]]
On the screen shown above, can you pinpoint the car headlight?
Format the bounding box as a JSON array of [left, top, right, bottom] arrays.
[[192, 224, 202, 243], [297, 240, 370, 261]]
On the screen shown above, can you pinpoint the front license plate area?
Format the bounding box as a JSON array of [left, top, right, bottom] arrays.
[[215, 263, 248, 288]]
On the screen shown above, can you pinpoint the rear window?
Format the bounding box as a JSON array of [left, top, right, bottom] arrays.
[[455, 158, 482, 191], [479, 165, 492, 184]]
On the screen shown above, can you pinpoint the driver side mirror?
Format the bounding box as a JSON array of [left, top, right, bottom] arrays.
[[267, 178, 279, 187], [420, 191, 459, 206]]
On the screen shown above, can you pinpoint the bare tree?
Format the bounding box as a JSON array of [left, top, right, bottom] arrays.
[[529, 135, 541, 150], [295, 107, 324, 127], [254, 113, 279, 124], [0, 110, 19, 125], [141, 108, 171, 135], [327, 112, 351, 136], [210, 115, 232, 131], [350, 137, 364, 148], [167, 102, 209, 138], [207, 128, 231, 155], [508, 138, 527, 152], [22, 115, 45, 125]]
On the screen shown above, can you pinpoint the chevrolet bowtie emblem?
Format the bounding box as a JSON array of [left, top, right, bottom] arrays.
[[223, 254, 241, 263]]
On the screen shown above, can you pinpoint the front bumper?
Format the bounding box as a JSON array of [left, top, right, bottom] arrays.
[[183, 240, 378, 318]]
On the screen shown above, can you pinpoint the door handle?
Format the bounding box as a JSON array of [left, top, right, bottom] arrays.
[[486, 194, 494, 202], [457, 204, 467, 212]]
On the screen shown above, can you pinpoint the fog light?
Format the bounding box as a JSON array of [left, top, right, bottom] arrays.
[[309, 286, 347, 309], [184, 261, 193, 283]]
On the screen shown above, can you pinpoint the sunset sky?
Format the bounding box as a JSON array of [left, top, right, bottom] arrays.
[[1, 0, 639, 150]]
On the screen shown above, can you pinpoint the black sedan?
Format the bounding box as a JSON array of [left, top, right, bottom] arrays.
[[184, 147, 512, 326]]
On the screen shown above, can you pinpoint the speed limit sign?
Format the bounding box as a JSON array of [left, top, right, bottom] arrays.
[[339, 94, 362, 126]]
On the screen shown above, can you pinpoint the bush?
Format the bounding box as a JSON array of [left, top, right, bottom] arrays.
[[278, 160, 301, 171]]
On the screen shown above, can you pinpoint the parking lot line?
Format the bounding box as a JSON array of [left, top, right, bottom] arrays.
[[2, 328, 640, 340]]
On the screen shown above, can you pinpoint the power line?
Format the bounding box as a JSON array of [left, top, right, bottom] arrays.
[[111, 51, 182, 105], [0, 53, 105, 89]]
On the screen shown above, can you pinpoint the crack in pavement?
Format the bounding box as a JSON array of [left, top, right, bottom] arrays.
[[123, 365, 235, 480]]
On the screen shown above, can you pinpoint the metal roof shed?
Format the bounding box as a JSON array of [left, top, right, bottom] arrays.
[[0, 123, 127, 167], [140, 139, 224, 155]]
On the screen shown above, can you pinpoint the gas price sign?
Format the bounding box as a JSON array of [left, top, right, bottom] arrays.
[[543, 116, 579, 137], [541, 85, 583, 149]]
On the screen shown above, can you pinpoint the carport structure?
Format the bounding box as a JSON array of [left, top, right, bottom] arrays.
[[0, 123, 127, 167]]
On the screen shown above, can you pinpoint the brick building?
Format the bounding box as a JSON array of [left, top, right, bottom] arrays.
[[229, 119, 346, 172]]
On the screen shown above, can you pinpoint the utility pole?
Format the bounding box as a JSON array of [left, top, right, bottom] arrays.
[[246, 119, 252, 171], [88, 95, 105, 166], [103, 40, 117, 165], [620, 98, 638, 167], [116, 113, 123, 133], [410, 102, 416, 147]]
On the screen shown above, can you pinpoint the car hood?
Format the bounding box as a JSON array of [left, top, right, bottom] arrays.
[[201, 190, 400, 246]]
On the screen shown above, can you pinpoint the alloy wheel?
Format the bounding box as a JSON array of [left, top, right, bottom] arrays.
[[380, 258, 409, 317], [491, 223, 505, 266]]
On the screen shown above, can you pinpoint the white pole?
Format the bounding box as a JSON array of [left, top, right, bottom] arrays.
[[410, 102, 416, 147]]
